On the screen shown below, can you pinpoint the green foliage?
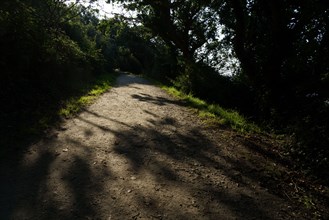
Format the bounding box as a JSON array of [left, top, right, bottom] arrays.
[[119, 0, 328, 180], [172, 74, 192, 94], [109, 0, 218, 61], [0, 0, 117, 156], [222, 0, 329, 179], [59, 74, 116, 118], [97, 17, 160, 74], [162, 86, 260, 133]]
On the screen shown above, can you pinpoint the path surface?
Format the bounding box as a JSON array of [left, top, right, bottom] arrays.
[[1, 74, 302, 219]]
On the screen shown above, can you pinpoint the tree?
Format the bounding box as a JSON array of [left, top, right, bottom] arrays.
[[97, 16, 157, 73], [219, 0, 329, 176], [218, 0, 328, 117], [0, 0, 110, 149], [105, 0, 222, 88], [103, 0, 329, 177]]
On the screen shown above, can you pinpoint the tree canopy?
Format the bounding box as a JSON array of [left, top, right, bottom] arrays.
[[107, 0, 329, 178]]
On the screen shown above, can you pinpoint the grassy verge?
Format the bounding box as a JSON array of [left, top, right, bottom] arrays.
[[27, 73, 118, 136], [58, 74, 117, 118], [161, 86, 260, 133], [161, 83, 327, 217], [0, 73, 118, 158], [151, 78, 327, 218]]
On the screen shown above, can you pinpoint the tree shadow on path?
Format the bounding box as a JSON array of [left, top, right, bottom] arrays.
[[0, 74, 316, 219]]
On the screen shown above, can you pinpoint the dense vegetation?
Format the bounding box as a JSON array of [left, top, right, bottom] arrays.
[[0, 0, 328, 183], [0, 0, 136, 153], [107, 0, 329, 182]]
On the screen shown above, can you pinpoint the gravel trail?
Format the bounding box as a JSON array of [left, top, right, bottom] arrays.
[[1, 74, 304, 219]]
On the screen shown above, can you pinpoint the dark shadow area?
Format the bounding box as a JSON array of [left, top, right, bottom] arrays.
[[76, 109, 307, 219], [0, 73, 118, 168], [110, 120, 295, 218], [143, 110, 159, 118], [114, 74, 153, 87], [131, 93, 185, 106], [83, 109, 133, 128], [237, 136, 292, 168], [234, 135, 329, 216], [0, 151, 54, 219], [0, 134, 113, 220]]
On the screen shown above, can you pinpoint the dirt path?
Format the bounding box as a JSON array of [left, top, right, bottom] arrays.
[[1, 74, 308, 219]]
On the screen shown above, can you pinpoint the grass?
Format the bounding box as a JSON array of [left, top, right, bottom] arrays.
[[151, 78, 327, 218], [162, 86, 260, 133], [0, 72, 117, 159], [59, 74, 117, 118], [25, 73, 117, 134]]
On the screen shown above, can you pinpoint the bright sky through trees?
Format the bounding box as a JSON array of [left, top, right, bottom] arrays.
[[91, 0, 126, 18], [67, 0, 127, 18]]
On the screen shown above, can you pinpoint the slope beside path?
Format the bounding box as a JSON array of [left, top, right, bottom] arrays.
[[1, 74, 307, 219]]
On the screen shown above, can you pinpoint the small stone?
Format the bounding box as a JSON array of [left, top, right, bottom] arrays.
[[62, 148, 68, 152], [59, 127, 67, 131], [130, 176, 137, 180], [127, 189, 132, 193]]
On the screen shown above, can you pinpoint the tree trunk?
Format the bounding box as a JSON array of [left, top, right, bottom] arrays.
[[230, 0, 258, 85]]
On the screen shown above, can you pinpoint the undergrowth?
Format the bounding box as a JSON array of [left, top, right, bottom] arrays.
[[0, 73, 117, 159], [162, 86, 260, 133], [59, 74, 116, 118]]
